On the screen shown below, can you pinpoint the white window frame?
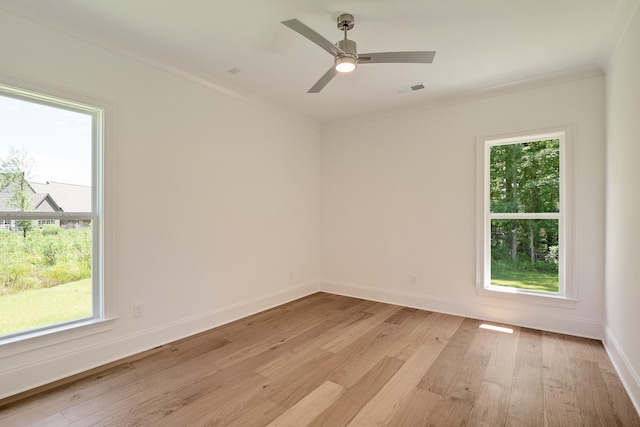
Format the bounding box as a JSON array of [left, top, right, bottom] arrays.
[[0, 76, 115, 349], [476, 126, 577, 307]]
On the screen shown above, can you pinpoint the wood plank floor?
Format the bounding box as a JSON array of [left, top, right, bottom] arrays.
[[1, 293, 638, 426]]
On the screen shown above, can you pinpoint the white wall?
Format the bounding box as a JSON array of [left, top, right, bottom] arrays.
[[0, 10, 321, 398], [320, 75, 606, 338], [604, 2, 640, 411]]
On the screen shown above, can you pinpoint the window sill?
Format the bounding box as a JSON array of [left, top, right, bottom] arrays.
[[0, 317, 117, 358], [476, 286, 578, 308]]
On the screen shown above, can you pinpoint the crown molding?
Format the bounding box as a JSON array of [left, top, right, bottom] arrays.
[[595, 0, 640, 70], [332, 65, 604, 128], [0, 4, 320, 130]]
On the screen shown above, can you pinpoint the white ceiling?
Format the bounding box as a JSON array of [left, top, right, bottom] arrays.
[[0, 0, 630, 124]]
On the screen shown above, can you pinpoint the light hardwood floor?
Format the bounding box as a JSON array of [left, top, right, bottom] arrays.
[[1, 293, 638, 426]]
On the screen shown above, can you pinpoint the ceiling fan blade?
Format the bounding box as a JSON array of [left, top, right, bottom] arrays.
[[308, 67, 339, 93], [281, 18, 343, 57], [358, 51, 436, 64]]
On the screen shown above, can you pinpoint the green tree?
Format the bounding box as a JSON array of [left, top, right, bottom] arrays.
[[0, 147, 35, 238]]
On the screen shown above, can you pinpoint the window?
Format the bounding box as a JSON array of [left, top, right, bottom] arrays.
[[0, 82, 106, 341], [477, 127, 574, 302]]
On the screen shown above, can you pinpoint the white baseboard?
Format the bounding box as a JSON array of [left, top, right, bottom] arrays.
[[318, 280, 603, 339], [0, 280, 319, 400], [3, 279, 614, 401], [603, 327, 640, 415]]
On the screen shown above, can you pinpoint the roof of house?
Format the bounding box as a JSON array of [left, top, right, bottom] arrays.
[[30, 181, 91, 212], [1, 180, 90, 213], [0, 191, 62, 213]]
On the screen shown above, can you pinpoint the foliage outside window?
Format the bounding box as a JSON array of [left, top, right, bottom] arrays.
[[0, 83, 103, 340], [479, 130, 571, 298]]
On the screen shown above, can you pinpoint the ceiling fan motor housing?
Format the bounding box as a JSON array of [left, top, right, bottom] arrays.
[[337, 38, 357, 58]]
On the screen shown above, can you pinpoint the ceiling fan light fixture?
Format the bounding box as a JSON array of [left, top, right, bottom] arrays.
[[335, 56, 357, 73]]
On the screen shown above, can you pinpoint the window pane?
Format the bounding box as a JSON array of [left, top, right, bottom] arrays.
[[0, 87, 97, 339], [490, 219, 559, 293], [0, 95, 92, 213], [489, 140, 560, 213], [0, 221, 92, 336]]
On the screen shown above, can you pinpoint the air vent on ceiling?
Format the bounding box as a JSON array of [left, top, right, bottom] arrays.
[[396, 82, 426, 93]]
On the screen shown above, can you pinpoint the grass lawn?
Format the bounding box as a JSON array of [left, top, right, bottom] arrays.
[[491, 268, 558, 293], [0, 279, 92, 336]]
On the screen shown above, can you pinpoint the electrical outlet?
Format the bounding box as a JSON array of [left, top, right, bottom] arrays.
[[134, 303, 143, 318], [410, 274, 417, 285]]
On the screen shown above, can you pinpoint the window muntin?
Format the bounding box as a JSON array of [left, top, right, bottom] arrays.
[[0, 84, 103, 339], [480, 131, 569, 298]]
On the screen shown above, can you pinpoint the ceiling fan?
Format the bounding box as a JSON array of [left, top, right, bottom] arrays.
[[281, 13, 436, 93]]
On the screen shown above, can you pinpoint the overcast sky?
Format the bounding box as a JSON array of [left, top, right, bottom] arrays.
[[0, 94, 92, 186]]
